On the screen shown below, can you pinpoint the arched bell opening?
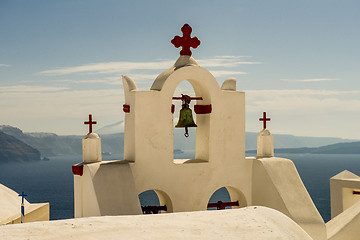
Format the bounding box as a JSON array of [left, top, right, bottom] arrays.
[[206, 186, 247, 210], [138, 189, 173, 214], [171, 79, 211, 164], [173, 80, 197, 160]]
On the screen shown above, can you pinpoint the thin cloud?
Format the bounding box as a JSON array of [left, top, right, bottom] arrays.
[[38, 56, 260, 76], [246, 89, 360, 96], [198, 58, 261, 68], [0, 85, 69, 93], [54, 77, 123, 85], [245, 89, 360, 139], [38, 61, 174, 76], [54, 74, 158, 85], [215, 55, 253, 59], [53, 71, 244, 85], [0, 64, 10, 67], [209, 70, 247, 77], [0, 88, 125, 135], [246, 89, 360, 113], [281, 78, 340, 82], [125, 73, 158, 81], [0, 88, 124, 118]]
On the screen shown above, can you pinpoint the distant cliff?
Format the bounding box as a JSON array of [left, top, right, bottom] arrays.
[[0, 131, 41, 162], [98, 121, 354, 150], [0, 125, 123, 157], [246, 141, 360, 154], [274, 141, 360, 154], [0, 125, 83, 156], [244, 132, 354, 150], [0, 125, 357, 158]]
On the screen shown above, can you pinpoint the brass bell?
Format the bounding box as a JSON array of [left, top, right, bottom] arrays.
[[175, 95, 197, 137]]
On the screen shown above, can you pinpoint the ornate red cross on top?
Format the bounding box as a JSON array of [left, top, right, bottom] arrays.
[[84, 114, 97, 133], [171, 24, 200, 56], [259, 112, 271, 129]]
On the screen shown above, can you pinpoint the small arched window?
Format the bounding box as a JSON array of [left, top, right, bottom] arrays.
[[138, 189, 173, 214]]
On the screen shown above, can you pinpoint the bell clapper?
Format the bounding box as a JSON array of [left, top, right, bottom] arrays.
[[184, 127, 189, 137]]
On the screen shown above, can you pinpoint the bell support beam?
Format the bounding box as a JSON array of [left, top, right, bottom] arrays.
[[172, 96, 203, 101], [141, 205, 167, 214], [172, 95, 209, 114], [207, 201, 239, 210]]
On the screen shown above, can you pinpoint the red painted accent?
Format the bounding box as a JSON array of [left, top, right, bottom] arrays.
[[259, 112, 271, 129], [171, 104, 175, 114], [194, 104, 212, 114], [72, 165, 84, 176], [123, 104, 130, 113], [171, 24, 200, 56], [207, 201, 239, 210], [84, 114, 97, 133]]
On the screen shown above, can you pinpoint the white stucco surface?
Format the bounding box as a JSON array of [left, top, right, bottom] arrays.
[[257, 129, 274, 158], [0, 207, 313, 240], [251, 157, 326, 240], [220, 77, 236, 91], [327, 201, 360, 240], [75, 55, 250, 216], [72, 54, 334, 240], [74, 160, 141, 218], [82, 133, 102, 163]]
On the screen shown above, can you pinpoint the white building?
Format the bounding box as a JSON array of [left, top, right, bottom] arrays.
[[0, 184, 49, 225]]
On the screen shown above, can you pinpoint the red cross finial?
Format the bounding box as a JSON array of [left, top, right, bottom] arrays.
[[259, 112, 271, 129], [84, 114, 97, 133], [171, 24, 200, 56]]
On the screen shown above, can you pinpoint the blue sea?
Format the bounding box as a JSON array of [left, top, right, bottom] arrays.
[[0, 153, 359, 223]]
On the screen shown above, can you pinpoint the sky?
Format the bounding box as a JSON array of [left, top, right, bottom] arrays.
[[0, 0, 359, 139]]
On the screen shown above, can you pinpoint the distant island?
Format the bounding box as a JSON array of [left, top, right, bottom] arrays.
[[246, 141, 360, 155], [174, 149, 184, 154]]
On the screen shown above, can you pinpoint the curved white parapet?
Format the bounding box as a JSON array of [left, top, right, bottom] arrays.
[[221, 78, 236, 91], [122, 75, 138, 93], [327, 201, 360, 240], [0, 207, 313, 240], [251, 156, 327, 240], [74, 160, 141, 218]]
